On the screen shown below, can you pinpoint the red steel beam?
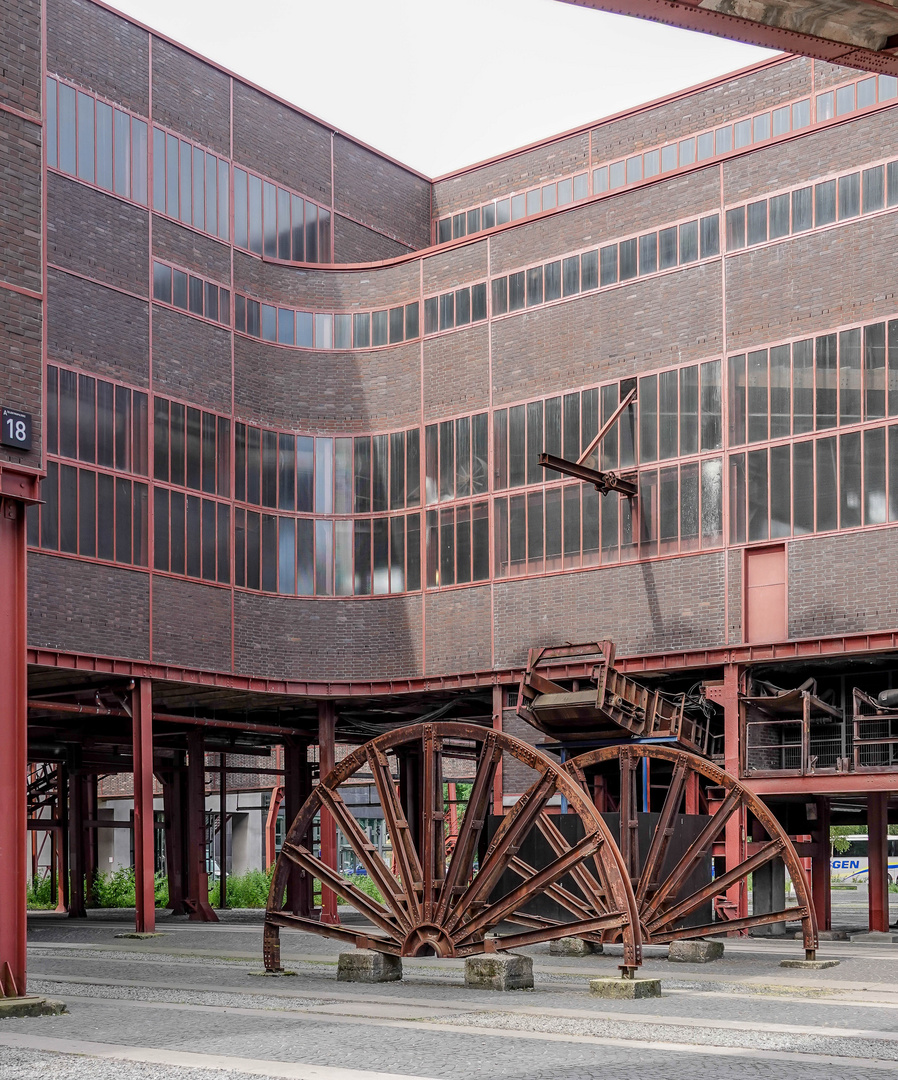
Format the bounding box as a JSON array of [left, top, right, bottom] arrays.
[[0, 495, 28, 996], [746, 773, 898, 795], [132, 680, 155, 934], [558, 0, 898, 78], [869, 791, 889, 932], [318, 702, 340, 926]]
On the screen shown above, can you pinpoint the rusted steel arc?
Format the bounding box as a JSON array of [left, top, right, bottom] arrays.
[[640, 788, 743, 925], [443, 770, 558, 934], [279, 842, 399, 938], [366, 746, 423, 896], [489, 913, 630, 953], [649, 907, 809, 945], [454, 833, 602, 943], [267, 910, 401, 955], [565, 744, 818, 951], [509, 855, 596, 919], [534, 810, 612, 915], [421, 728, 445, 920], [646, 838, 784, 934], [434, 735, 500, 924], [635, 755, 689, 905], [316, 788, 413, 932], [620, 749, 641, 883]]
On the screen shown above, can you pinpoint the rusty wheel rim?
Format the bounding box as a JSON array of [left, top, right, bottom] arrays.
[[565, 744, 818, 951], [264, 721, 642, 966]]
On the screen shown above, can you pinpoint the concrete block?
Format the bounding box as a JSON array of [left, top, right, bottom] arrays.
[[549, 936, 602, 956], [0, 997, 67, 1019], [668, 939, 724, 963], [337, 949, 402, 983], [791, 930, 850, 941], [464, 953, 534, 990], [589, 977, 662, 999], [779, 958, 840, 969]]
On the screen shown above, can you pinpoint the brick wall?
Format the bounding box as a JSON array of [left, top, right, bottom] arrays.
[[47, 268, 149, 386], [152, 216, 231, 285], [334, 215, 414, 263], [47, 0, 149, 115], [152, 575, 232, 670], [0, 111, 41, 293], [152, 306, 232, 413], [788, 528, 898, 639], [728, 548, 743, 645], [151, 37, 230, 157], [0, 276, 42, 470], [333, 135, 430, 252], [48, 174, 149, 295], [1, 0, 41, 114], [233, 592, 423, 680], [493, 553, 726, 668], [233, 337, 421, 434], [501, 708, 547, 796], [490, 263, 723, 407], [424, 585, 491, 675], [423, 324, 488, 422], [27, 551, 150, 658]]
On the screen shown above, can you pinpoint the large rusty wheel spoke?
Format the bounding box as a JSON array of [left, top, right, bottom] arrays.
[[264, 721, 642, 966], [564, 745, 818, 954]]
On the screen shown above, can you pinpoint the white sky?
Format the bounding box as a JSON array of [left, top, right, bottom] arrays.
[[106, 0, 777, 177]]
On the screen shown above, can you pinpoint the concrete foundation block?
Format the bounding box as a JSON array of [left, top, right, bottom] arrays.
[[337, 949, 402, 983], [549, 936, 602, 957], [0, 997, 67, 1019], [589, 977, 662, 999], [779, 958, 840, 969], [668, 939, 724, 963], [465, 953, 534, 990], [791, 930, 850, 941]]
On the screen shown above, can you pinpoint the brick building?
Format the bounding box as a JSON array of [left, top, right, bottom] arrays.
[[5, 0, 898, 994]]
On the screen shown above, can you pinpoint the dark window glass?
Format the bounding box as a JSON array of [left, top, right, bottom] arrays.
[[793, 440, 814, 534], [278, 307, 295, 346], [169, 402, 184, 486], [747, 350, 768, 443], [262, 181, 277, 257], [452, 212, 466, 239], [770, 344, 791, 439], [114, 385, 132, 472], [96, 380, 114, 468], [600, 245, 618, 286], [59, 368, 78, 459], [218, 289, 229, 323], [509, 272, 525, 311], [204, 282, 218, 322], [76, 91, 94, 183], [78, 374, 95, 463], [747, 448, 768, 542], [491, 277, 508, 315], [659, 227, 677, 269], [526, 266, 543, 306], [467, 207, 480, 234], [407, 428, 421, 505], [390, 430, 406, 510], [172, 269, 187, 309], [792, 187, 813, 231], [46, 78, 58, 170], [815, 179, 836, 226], [193, 147, 205, 231], [206, 155, 218, 236], [261, 304, 276, 342], [440, 509, 455, 585], [154, 398, 169, 481], [437, 217, 451, 244], [305, 202, 318, 263], [863, 165, 885, 213], [679, 220, 698, 263], [439, 421, 455, 502], [455, 288, 470, 326], [747, 201, 767, 245], [234, 424, 246, 501], [619, 238, 637, 280], [334, 313, 351, 350], [188, 275, 203, 315], [769, 193, 790, 238], [405, 302, 420, 338], [481, 203, 496, 230], [78, 469, 96, 556], [41, 462, 59, 549], [471, 283, 487, 321], [581, 250, 598, 290], [153, 487, 169, 570], [456, 416, 471, 499], [526, 399, 544, 485], [116, 477, 133, 563], [816, 333, 838, 429], [296, 436, 313, 512], [816, 437, 838, 531], [245, 511, 260, 589], [838, 172, 861, 219], [186, 407, 202, 489], [202, 498, 216, 580], [389, 306, 404, 342], [235, 294, 246, 333], [865, 427, 887, 525], [638, 233, 657, 275], [46, 366, 58, 455], [563, 392, 579, 461], [840, 431, 862, 528], [178, 139, 191, 225], [353, 312, 370, 348], [507, 405, 526, 489], [544, 261, 561, 302], [562, 256, 580, 295], [439, 292, 454, 330], [865, 321, 887, 421], [424, 297, 438, 335], [455, 505, 471, 584], [153, 262, 172, 304], [261, 430, 278, 507], [96, 472, 114, 559], [728, 354, 747, 446], [58, 83, 76, 174], [261, 514, 277, 591], [726, 207, 745, 250], [840, 327, 862, 425], [659, 369, 679, 459], [275, 434, 295, 511], [639, 375, 657, 463], [888, 161, 898, 206], [544, 396, 562, 476], [372, 434, 389, 513], [290, 195, 305, 261], [354, 519, 372, 595], [471, 414, 487, 495], [296, 311, 312, 347], [277, 187, 290, 259]]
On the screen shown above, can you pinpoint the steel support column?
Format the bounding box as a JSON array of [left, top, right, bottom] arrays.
[[869, 792, 889, 933], [492, 686, 504, 815], [0, 496, 28, 996], [811, 796, 831, 932], [186, 730, 217, 922], [217, 755, 227, 910], [67, 771, 87, 919], [318, 703, 339, 925], [162, 755, 187, 915], [722, 664, 747, 919], [85, 776, 98, 907], [132, 680, 156, 933], [283, 742, 312, 917]]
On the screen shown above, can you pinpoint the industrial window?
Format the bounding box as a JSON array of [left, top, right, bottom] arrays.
[[29, 462, 148, 569], [233, 166, 329, 262], [154, 398, 229, 497], [153, 261, 230, 326], [425, 503, 489, 587], [153, 489, 230, 584], [46, 365, 147, 474], [235, 294, 423, 348], [152, 126, 227, 240], [424, 414, 488, 504]]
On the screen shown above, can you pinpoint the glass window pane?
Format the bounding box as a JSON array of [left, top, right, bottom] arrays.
[[76, 91, 94, 182], [838, 172, 860, 219], [793, 440, 814, 534], [619, 238, 637, 280], [638, 233, 657, 275], [234, 167, 248, 248], [700, 359, 722, 451], [792, 186, 812, 231], [839, 327, 862, 425], [58, 83, 76, 174], [701, 458, 722, 545], [769, 193, 789, 238], [581, 250, 598, 290], [96, 101, 112, 189], [600, 245, 618, 286], [863, 165, 885, 213], [815, 179, 836, 226], [659, 226, 677, 269], [816, 437, 838, 531], [747, 349, 768, 443], [679, 220, 698, 263], [793, 99, 811, 128], [679, 365, 698, 457], [726, 207, 745, 249], [770, 443, 791, 538], [816, 333, 838, 429], [793, 339, 814, 433], [865, 321, 886, 420], [526, 266, 543, 306], [747, 448, 768, 542], [840, 431, 862, 528], [865, 427, 887, 525], [639, 374, 657, 463]]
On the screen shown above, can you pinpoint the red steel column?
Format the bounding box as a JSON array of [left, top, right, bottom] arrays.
[[722, 663, 747, 918], [869, 792, 889, 933], [811, 796, 832, 932], [318, 702, 339, 925], [492, 686, 503, 816], [132, 679, 156, 933], [67, 770, 87, 919], [0, 496, 28, 996], [186, 730, 217, 921]]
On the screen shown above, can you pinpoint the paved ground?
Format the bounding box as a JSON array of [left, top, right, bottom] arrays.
[[4, 901, 898, 1080]]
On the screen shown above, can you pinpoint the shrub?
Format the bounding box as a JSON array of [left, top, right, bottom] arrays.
[[26, 874, 54, 909]]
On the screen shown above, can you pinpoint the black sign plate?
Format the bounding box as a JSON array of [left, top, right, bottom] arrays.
[[1, 407, 32, 451]]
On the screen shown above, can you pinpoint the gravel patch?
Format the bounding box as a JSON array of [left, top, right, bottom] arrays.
[[28, 979, 332, 1012], [421, 1009, 898, 1059], [0, 1047, 276, 1080]]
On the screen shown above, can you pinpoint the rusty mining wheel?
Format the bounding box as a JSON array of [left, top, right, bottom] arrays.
[[264, 721, 642, 969], [565, 745, 818, 955]]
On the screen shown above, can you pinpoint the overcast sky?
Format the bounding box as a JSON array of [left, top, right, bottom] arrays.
[[107, 0, 777, 177]]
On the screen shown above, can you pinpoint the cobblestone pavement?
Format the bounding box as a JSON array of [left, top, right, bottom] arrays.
[[4, 915, 898, 1080]]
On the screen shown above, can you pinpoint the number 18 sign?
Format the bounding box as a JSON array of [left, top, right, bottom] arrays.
[[1, 407, 32, 451]]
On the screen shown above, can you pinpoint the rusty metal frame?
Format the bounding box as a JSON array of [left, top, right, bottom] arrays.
[[264, 721, 643, 972], [565, 744, 819, 958]]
